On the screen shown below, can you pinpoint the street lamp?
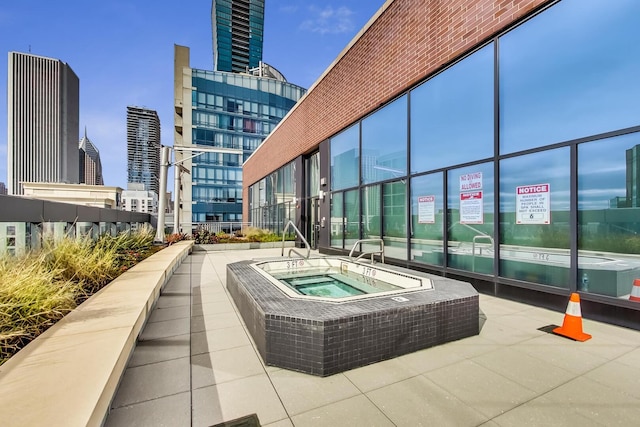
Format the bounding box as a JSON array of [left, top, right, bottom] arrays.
[[154, 146, 171, 243], [153, 146, 204, 243]]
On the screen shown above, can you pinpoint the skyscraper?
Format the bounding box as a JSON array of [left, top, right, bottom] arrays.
[[212, 0, 264, 73], [127, 106, 161, 196], [172, 1, 305, 229], [7, 51, 80, 195], [79, 128, 104, 186]]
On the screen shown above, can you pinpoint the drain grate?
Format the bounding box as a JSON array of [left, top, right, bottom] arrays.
[[537, 324, 560, 334], [210, 413, 261, 427]]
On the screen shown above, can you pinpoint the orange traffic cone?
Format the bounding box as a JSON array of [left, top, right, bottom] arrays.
[[553, 293, 592, 341], [630, 279, 640, 302]]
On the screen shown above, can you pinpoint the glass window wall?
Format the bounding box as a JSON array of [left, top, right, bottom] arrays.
[[330, 192, 344, 248], [499, 0, 640, 154], [362, 95, 407, 184], [411, 173, 444, 266], [330, 124, 359, 191], [448, 163, 495, 274], [249, 0, 640, 313], [383, 181, 407, 260], [361, 185, 381, 254], [499, 148, 570, 287], [344, 189, 360, 249], [578, 133, 640, 298], [411, 43, 494, 173]]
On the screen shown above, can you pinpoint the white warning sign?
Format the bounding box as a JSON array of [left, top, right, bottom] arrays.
[[417, 195, 436, 224], [459, 172, 483, 192], [460, 191, 483, 224], [516, 184, 550, 225]]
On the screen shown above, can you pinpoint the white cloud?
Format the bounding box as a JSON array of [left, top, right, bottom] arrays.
[[300, 5, 355, 35]]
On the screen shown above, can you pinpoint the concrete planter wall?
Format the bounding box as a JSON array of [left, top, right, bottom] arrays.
[[0, 241, 194, 427], [194, 241, 295, 251]]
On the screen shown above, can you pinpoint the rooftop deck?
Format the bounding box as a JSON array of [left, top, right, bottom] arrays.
[[2, 245, 639, 426], [107, 248, 640, 426]]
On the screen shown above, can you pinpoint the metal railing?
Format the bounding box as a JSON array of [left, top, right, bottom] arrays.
[[189, 221, 251, 234], [281, 220, 310, 259], [349, 238, 385, 264], [472, 235, 494, 272]]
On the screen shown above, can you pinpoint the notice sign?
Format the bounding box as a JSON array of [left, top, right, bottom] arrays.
[[516, 184, 550, 224], [418, 195, 436, 224], [460, 172, 483, 192], [460, 191, 483, 224]]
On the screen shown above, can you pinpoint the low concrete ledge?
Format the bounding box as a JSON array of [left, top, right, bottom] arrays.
[[194, 240, 295, 251], [0, 240, 194, 427]]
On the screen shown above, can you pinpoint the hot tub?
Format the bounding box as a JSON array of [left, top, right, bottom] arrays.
[[227, 257, 479, 376], [251, 257, 433, 301]]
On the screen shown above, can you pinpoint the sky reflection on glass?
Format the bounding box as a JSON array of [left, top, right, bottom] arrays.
[[499, 0, 640, 154]]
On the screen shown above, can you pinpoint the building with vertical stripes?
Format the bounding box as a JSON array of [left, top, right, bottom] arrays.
[[79, 128, 104, 186], [7, 51, 79, 195], [126, 106, 161, 196]]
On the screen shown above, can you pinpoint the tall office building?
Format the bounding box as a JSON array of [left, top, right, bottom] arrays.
[[212, 0, 264, 73], [79, 128, 104, 185], [172, 0, 305, 229], [126, 106, 161, 196], [7, 52, 80, 195], [174, 46, 304, 226]]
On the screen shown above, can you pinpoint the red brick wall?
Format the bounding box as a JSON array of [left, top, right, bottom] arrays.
[[243, 0, 552, 219]]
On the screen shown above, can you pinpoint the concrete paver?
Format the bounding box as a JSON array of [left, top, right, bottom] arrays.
[[106, 248, 640, 426]]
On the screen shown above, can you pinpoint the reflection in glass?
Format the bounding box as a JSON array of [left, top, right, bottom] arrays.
[[499, 0, 640, 154], [344, 189, 360, 249], [361, 185, 381, 254], [411, 173, 444, 266], [330, 192, 344, 248], [362, 96, 407, 184], [447, 163, 495, 274], [383, 181, 407, 260], [411, 43, 494, 173], [578, 132, 640, 298], [330, 124, 359, 191], [306, 152, 319, 198], [499, 148, 570, 287]]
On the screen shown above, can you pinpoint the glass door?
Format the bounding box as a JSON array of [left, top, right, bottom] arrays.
[[308, 197, 320, 249]]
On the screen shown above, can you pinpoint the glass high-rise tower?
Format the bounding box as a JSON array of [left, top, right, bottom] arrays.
[[172, 0, 306, 230], [173, 45, 305, 227], [211, 0, 264, 73], [127, 106, 161, 196]]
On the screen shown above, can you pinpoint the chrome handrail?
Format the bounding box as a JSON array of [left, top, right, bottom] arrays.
[[348, 238, 385, 264], [471, 235, 494, 272], [281, 220, 311, 259]]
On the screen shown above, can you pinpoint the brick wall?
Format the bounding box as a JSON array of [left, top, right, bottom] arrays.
[[243, 0, 553, 218]]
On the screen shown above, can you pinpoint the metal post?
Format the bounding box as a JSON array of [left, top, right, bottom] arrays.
[[154, 146, 170, 243], [173, 153, 181, 234]]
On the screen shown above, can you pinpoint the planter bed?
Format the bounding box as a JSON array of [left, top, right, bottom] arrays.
[[0, 241, 193, 427]]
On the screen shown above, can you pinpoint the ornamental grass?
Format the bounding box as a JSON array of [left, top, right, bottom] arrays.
[[0, 252, 79, 365], [0, 227, 157, 365]]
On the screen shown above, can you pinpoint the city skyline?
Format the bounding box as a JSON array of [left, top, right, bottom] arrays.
[[0, 0, 385, 190]]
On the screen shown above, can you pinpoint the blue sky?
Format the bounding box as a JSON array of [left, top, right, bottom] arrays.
[[0, 0, 384, 190]]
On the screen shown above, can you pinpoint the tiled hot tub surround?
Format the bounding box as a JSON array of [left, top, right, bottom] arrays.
[[227, 259, 479, 376]]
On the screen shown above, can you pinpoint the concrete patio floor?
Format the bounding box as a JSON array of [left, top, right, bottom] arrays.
[[105, 248, 640, 426]]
